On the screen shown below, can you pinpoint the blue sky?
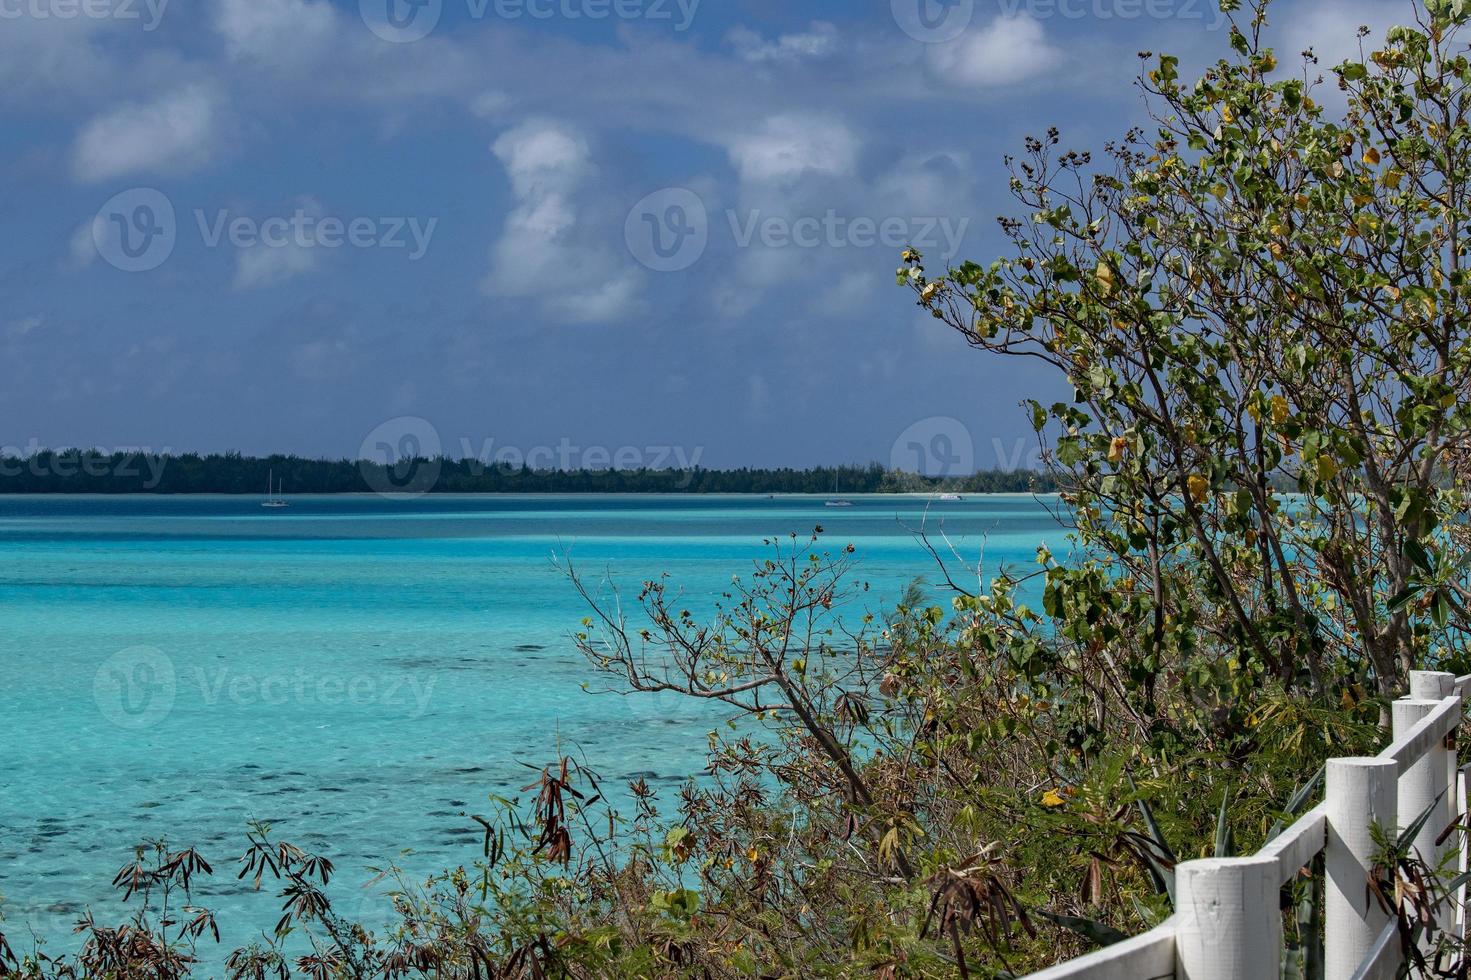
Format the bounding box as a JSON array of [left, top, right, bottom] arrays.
[[0, 0, 1396, 470]]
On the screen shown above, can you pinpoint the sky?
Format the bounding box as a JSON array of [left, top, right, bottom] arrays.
[[0, 0, 1402, 472]]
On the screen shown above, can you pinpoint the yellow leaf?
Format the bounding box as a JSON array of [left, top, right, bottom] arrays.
[[1041, 788, 1067, 808], [1221, 105, 1234, 124], [1363, 147, 1381, 166], [1383, 169, 1404, 189], [1188, 474, 1210, 504], [1270, 395, 1290, 426], [1095, 260, 1116, 296], [1109, 436, 1129, 463]]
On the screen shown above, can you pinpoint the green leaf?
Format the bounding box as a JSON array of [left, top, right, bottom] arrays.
[[1403, 539, 1434, 573], [1388, 585, 1424, 614], [1396, 798, 1444, 853], [1214, 793, 1234, 858], [1036, 910, 1129, 948], [1266, 767, 1324, 842], [1432, 591, 1451, 629]]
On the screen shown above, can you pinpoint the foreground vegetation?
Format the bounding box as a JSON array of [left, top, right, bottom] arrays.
[[6, 0, 1471, 975]]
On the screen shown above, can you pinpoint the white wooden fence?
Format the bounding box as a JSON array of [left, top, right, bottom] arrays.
[[1025, 670, 1470, 980]]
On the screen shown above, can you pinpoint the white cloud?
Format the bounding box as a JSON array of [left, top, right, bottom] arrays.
[[233, 196, 327, 290], [214, 0, 340, 65], [926, 15, 1061, 88], [290, 337, 353, 380], [69, 222, 98, 269], [1271, 0, 1396, 75], [7, 315, 44, 340], [748, 375, 772, 417], [726, 115, 859, 184], [872, 150, 976, 233], [72, 84, 220, 183], [810, 270, 879, 316], [544, 273, 642, 324], [235, 242, 321, 290], [0, 12, 119, 107], [471, 90, 514, 120], [729, 22, 839, 63], [493, 121, 594, 198], [483, 120, 641, 324]]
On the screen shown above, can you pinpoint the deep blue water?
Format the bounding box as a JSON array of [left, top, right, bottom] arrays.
[[0, 493, 1064, 958]]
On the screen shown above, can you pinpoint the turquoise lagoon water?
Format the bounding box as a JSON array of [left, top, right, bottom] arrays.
[[0, 494, 1063, 957]]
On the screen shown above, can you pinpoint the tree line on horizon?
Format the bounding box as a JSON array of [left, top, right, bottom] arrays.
[[0, 450, 1058, 495]]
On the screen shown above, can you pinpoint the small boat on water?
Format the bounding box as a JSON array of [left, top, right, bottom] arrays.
[[825, 471, 852, 507], [938, 493, 962, 501], [261, 469, 289, 509]]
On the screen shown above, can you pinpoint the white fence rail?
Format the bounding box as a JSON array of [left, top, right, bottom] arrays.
[[1024, 670, 1470, 980]]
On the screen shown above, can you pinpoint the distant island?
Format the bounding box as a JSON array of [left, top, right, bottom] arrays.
[[0, 451, 1057, 495]]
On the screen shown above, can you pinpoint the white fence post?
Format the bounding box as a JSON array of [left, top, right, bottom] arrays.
[[1173, 854, 1280, 979], [1409, 671, 1465, 945], [1459, 765, 1469, 940], [1409, 670, 1456, 701], [1394, 700, 1452, 870], [1410, 671, 1458, 811], [1324, 757, 1398, 980], [1396, 677, 1457, 945]]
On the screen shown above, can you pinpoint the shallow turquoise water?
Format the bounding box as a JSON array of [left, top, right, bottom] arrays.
[[0, 494, 1063, 958]]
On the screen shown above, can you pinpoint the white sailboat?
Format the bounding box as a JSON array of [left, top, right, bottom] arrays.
[[824, 470, 852, 508], [261, 468, 289, 509]]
